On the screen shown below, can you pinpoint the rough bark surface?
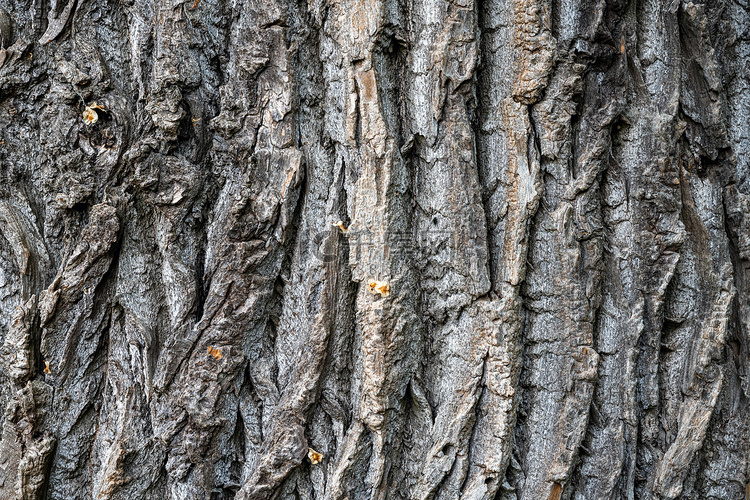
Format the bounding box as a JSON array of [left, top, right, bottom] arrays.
[[0, 0, 748, 497]]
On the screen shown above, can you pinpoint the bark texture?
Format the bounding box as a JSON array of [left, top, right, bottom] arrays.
[[0, 0, 748, 497]]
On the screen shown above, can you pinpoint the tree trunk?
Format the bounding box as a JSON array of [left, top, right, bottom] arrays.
[[0, 0, 748, 497]]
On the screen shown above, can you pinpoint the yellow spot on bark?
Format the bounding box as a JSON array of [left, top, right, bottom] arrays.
[[82, 103, 105, 125], [82, 108, 98, 124], [368, 279, 389, 297], [207, 346, 223, 359], [43, 360, 50, 374], [332, 220, 348, 234], [308, 447, 323, 464]]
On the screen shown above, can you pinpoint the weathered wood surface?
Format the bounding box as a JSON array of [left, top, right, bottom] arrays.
[[0, 0, 748, 497]]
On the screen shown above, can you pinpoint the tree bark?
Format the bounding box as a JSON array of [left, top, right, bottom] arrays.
[[0, 0, 748, 498]]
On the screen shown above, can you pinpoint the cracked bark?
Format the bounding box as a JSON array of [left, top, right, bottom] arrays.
[[0, 0, 749, 498]]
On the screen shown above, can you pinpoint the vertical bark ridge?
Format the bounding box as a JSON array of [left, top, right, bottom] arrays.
[[652, 171, 734, 498], [400, 0, 499, 498], [510, 0, 621, 495], [39, 201, 121, 498], [560, 0, 632, 497], [178, 0, 305, 494], [459, 0, 546, 496], [651, 1, 743, 498], [317, 0, 422, 498]]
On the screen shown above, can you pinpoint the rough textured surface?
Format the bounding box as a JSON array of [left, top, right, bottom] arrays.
[[0, 0, 748, 498]]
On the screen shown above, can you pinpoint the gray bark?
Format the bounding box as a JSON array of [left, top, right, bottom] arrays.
[[0, 0, 748, 497]]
